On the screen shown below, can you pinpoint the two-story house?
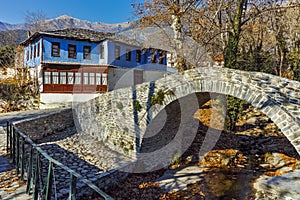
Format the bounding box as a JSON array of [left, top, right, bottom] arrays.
[[20, 29, 169, 106]]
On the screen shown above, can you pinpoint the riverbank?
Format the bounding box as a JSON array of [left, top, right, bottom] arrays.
[[103, 101, 300, 199]]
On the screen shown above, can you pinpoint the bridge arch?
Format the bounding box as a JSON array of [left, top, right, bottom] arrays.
[[75, 67, 300, 163]]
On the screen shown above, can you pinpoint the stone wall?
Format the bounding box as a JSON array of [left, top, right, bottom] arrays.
[[16, 109, 74, 141], [74, 67, 300, 157], [74, 87, 137, 157]]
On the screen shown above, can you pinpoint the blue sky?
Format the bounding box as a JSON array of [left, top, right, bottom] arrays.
[[0, 0, 139, 24]]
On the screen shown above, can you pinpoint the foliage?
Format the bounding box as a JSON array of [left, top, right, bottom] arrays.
[[116, 102, 124, 110], [237, 47, 275, 74], [134, 100, 142, 112], [0, 46, 15, 67], [171, 152, 181, 166], [0, 81, 39, 112], [132, 0, 201, 72], [133, 0, 300, 75], [151, 89, 165, 106], [225, 96, 247, 132], [287, 50, 300, 81]]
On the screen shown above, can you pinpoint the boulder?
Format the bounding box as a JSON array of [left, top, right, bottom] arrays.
[[254, 170, 300, 200]]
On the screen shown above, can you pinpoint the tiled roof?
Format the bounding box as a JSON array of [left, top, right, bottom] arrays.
[[20, 28, 142, 47], [45, 28, 114, 42]]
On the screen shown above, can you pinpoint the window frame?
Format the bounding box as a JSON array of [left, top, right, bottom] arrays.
[[100, 44, 105, 59], [136, 50, 141, 63], [60, 72, 67, 84], [26, 49, 29, 61], [126, 48, 131, 61], [102, 73, 107, 85], [67, 72, 74, 85], [74, 72, 81, 85], [34, 44, 36, 58], [68, 44, 77, 59], [44, 71, 51, 84], [52, 72, 59, 84], [114, 45, 120, 60], [51, 42, 60, 57], [89, 73, 95, 85], [158, 51, 164, 64], [83, 46, 91, 60], [37, 42, 40, 57], [152, 50, 157, 63], [83, 72, 89, 85], [30, 45, 33, 59]]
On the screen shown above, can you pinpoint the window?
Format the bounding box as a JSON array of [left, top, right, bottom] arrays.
[[102, 73, 107, 85], [34, 44, 36, 58], [74, 72, 81, 84], [115, 45, 120, 60], [30, 45, 33, 59], [52, 72, 59, 84], [44, 72, 51, 84], [152, 50, 157, 63], [83, 46, 91, 60], [83, 72, 89, 85], [60, 72, 66, 84], [37, 42, 40, 57], [67, 72, 74, 84], [136, 50, 141, 62], [26, 50, 29, 61], [126, 48, 131, 61], [68, 44, 76, 59], [100, 45, 104, 59], [158, 51, 164, 64], [89, 73, 95, 85], [51, 42, 60, 57], [96, 73, 101, 85]]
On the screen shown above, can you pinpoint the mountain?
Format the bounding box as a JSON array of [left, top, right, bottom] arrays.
[[0, 15, 132, 33], [0, 30, 27, 46], [0, 15, 134, 47], [0, 22, 26, 31]]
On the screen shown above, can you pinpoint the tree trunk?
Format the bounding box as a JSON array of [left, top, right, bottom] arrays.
[[171, 13, 186, 72], [224, 0, 246, 69]]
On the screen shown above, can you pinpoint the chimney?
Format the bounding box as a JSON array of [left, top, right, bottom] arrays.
[[27, 31, 32, 38]]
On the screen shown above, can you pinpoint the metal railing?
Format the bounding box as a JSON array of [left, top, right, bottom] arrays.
[[6, 121, 114, 200]]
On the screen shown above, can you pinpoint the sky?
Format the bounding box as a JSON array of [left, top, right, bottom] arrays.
[[0, 0, 139, 24]]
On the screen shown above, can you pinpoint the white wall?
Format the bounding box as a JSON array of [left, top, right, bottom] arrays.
[[40, 93, 101, 104], [108, 67, 168, 91], [108, 68, 134, 91]]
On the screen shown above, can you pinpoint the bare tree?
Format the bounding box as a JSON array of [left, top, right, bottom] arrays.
[[132, 0, 204, 72], [25, 10, 47, 34]]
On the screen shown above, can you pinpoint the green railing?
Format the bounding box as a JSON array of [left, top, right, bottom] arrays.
[[6, 121, 114, 200]]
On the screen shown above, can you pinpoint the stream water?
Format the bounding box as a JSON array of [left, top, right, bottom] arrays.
[[194, 168, 259, 200]]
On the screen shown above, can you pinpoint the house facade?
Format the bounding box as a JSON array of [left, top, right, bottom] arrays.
[[21, 29, 169, 106]]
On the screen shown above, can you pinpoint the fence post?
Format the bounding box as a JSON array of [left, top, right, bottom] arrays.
[[33, 152, 40, 200], [69, 173, 77, 200], [21, 137, 25, 181], [16, 131, 20, 175], [26, 147, 34, 194], [6, 121, 9, 153], [12, 127, 16, 164], [9, 123, 13, 158], [45, 162, 53, 200]]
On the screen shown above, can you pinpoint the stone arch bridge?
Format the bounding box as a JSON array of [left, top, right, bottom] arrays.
[[75, 67, 300, 163]]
